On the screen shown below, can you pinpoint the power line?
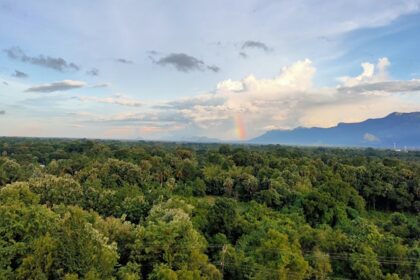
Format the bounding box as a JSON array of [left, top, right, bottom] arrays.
[[134, 241, 419, 265]]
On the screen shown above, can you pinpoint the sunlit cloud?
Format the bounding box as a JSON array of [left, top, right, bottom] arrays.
[[145, 57, 420, 140], [338, 57, 390, 87], [30, 57, 420, 141]]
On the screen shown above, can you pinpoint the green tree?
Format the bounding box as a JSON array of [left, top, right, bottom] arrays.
[[0, 158, 23, 185], [132, 199, 221, 279], [28, 175, 84, 207]]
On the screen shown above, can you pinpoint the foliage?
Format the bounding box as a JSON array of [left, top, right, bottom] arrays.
[[0, 137, 419, 279]]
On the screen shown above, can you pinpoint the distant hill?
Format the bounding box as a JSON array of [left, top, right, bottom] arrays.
[[250, 112, 420, 149]]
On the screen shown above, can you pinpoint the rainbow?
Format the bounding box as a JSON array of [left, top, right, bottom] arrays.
[[234, 114, 247, 140]]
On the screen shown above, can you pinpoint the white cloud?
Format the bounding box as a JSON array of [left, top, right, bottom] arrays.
[[339, 57, 390, 87], [153, 57, 420, 140], [158, 59, 324, 137], [69, 57, 420, 141], [216, 79, 244, 92]]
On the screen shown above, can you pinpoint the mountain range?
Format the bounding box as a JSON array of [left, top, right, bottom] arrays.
[[249, 112, 420, 149]]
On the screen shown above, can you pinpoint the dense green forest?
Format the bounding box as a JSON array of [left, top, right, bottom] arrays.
[[0, 137, 419, 280]]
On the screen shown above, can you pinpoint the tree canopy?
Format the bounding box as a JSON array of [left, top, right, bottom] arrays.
[[0, 137, 419, 279]]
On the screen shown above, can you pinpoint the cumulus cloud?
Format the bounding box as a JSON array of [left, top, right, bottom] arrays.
[[337, 58, 420, 94], [3, 47, 80, 72], [241, 40, 271, 52], [157, 59, 318, 134], [86, 68, 99, 76], [152, 53, 220, 73], [70, 57, 420, 140], [216, 79, 244, 92], [339, 57, 390, 87], [77, 94, 143, 107], [12, 70, 28, 78], [25, 80, 86, 93], [151, 57, 420, 139], [116, 58, 134, 64]]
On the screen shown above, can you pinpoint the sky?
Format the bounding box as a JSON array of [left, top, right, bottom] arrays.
[[1, 0, 420, 141]]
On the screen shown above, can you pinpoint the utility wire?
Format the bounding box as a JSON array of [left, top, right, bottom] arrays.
[[134, 241, 419, 266]]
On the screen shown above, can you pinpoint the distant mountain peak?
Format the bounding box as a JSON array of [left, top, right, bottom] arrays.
[[250, 112, 420, 148]]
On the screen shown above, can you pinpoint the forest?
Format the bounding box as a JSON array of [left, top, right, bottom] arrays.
[[0, 137, 419, 280]]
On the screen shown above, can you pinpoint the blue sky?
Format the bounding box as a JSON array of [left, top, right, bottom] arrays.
[[1, 0, 420, 140]]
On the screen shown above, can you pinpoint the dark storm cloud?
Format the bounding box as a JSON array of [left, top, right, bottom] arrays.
[[241, 40, 271, 52], [153, 53, 220, 73], [25, 80, 86, 93], [86, 68, 99, 76], [116, 58, 134, 64], [3, 47, 80, 72], [12, 70, 28, 78]]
